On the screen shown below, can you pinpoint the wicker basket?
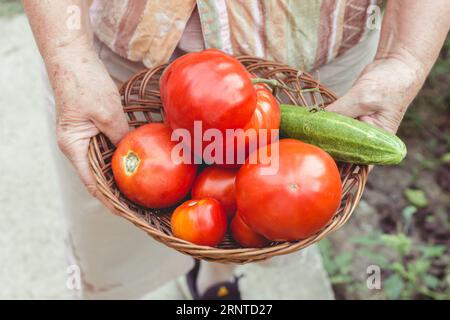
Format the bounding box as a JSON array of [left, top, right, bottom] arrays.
[[88, 56, 368, 264]]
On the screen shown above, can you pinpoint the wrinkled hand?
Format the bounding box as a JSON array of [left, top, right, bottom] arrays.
[[327, 58, 424, 133], [48, 46, 129, 202]]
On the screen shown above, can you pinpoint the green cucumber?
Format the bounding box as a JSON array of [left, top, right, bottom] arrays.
[[280, 104, 407, 165]]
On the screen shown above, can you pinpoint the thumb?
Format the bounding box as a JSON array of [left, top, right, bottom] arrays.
[[93, 106, 130, 146], [72, 148, 119, 213], [325, 89, 368, 119], [62, 137, 120, 213]]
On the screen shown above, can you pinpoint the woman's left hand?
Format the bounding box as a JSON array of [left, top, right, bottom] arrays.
[[326, 57, 425, 134]]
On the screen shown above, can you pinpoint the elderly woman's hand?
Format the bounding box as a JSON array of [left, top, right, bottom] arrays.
[[326, 57, 424, 134], [47, 44, 129, 198], [327, 0, 450, 134]]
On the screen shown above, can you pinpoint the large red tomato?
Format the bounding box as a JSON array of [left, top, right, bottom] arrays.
[[112, 123, 197, 208], [217, 85, 280, 168], [236, 139, 342, 241], [191, 166, 238, 219], [171, 198, 228, 247], [230, 212, 269, 248], [160, 49, 256, 137]]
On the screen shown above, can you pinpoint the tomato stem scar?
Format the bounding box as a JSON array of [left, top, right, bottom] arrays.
[[123, 151, 140, 176], [288, 183, 298, 191]]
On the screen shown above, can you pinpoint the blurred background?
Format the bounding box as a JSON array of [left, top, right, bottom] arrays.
[[0, 0, 448, 299]]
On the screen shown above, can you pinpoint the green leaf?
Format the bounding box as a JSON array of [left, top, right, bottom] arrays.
[[329, 275, 353, 284], [421, 158, 437, 170], [446, 274, 450, 287], [351, 235, 383, 247], [318, 239, 332, 254], [318, 239, 339, 275], [402, 205, 417, 222], [409, 259, 431, 275], [441, 153, 450, 164], [384, 274, 405, 300], [419, 245, 447, 259], [404, 189, 428, 208], [359, 249, 390, 268], [423, 274, 440, 289], [335, 252, 353, 270], [381, 234, 412, 256], [391, 261, 406, 273]]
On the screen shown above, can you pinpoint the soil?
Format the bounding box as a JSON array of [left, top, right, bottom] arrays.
[[328, 41, 450, 299]]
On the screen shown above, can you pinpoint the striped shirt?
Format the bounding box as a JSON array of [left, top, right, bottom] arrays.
[[90, 0, 380, 71]]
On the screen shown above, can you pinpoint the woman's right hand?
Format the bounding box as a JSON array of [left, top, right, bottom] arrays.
[[47, 44, 129, 202]]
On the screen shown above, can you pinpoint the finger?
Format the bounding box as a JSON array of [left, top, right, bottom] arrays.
[[94, 110, 129, 146], [58, 137, 99, 195], [93, 104, 130, 146], [62, 138, 119, 214], [359, 114, 399, 133], [358, 115, 377, 126], [325, 91, 368, 119], [75, 157, 119, 214]]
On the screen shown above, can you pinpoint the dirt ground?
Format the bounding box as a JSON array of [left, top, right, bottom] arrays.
[[326, 36, 450, 299]]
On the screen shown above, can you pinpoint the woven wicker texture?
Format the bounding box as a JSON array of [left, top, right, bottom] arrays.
[[88, 56, 368, 264]]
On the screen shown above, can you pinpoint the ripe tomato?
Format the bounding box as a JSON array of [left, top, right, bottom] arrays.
[[243, 85, 280, 148], [191, 166, 238, 219], [236, 139, 342, 241], [230, 212, 269, 248], [217, 85, 280, 168], [171, 198, 228, 247], [112, 123, 197, 208], [160, 49, 256, 137]]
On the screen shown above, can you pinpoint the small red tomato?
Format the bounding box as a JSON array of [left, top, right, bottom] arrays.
[[191, 166, 238, 219], [231, 212, 269, 248], [112, 123, 197, 208], [171, 198, 228, 247], [217, 85, 280, 168], [236, 139, 342, 241]]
